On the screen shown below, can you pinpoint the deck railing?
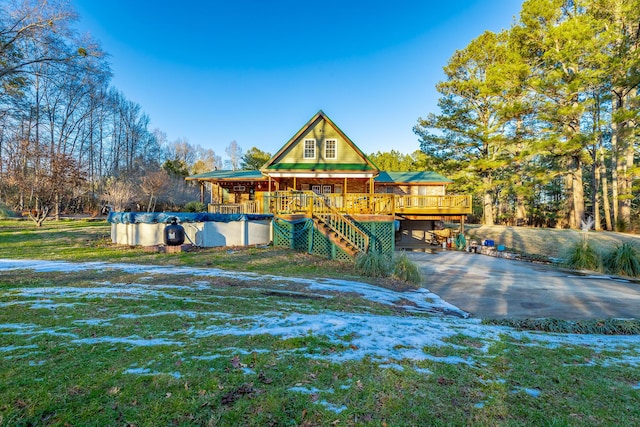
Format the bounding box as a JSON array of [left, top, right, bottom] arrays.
[[323, 193, 395, 215], [208, 201, 260, 214], [209, 192, 472, 216], [394, 194, 472, 214]]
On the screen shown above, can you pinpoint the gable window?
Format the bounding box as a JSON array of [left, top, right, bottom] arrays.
[[304, 139, 316, 159], [325, 139, 337, 159]]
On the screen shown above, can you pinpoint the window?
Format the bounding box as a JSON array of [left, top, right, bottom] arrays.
[[311, 185, 321, 194], [304, 139, 316, 159], [322, 185, 332, 194], [325, 139, 337, 159]]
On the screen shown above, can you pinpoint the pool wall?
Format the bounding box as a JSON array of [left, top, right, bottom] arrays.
[[108, 212, 272, 247]]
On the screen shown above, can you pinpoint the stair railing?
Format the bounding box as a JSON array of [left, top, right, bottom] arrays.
[[310, 193, 369, 255]]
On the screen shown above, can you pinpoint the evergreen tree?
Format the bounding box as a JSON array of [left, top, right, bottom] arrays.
[[415, 31, 514, 225]]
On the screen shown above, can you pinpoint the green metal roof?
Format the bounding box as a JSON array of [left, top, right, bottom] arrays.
[[375, 171, 452, 184], [186, 170, 265, 180], [265, 163, 377, 171], [187, 169, 451, 184]]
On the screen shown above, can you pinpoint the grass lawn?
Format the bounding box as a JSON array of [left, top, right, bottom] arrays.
[[1, 219, 640, 426]]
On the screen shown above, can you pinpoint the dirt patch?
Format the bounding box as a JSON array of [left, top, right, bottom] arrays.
[[465, 225, 640, 260]]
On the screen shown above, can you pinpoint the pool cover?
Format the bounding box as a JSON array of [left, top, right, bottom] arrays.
[[107, 212, 273, 224]]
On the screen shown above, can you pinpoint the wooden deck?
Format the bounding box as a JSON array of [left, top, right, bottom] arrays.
[[209, 191, 472, 217]]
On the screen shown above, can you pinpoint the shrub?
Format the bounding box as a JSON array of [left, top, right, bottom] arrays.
[[184, 201, 207, 212], [355, 252, 392, 278], [615, 218, 628, 233], [392, 252, 422, 285], [604, 242, 640, 277], [484, 318, 640, 335], [564, 239, 602, 272], [0, 203, 17, 219]]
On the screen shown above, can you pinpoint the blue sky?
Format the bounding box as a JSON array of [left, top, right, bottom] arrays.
[[71, 0, 522, 160]]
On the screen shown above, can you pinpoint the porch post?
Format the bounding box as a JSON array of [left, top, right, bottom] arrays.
[[293, 176, 297, 190], [199, 182, 204, 203]]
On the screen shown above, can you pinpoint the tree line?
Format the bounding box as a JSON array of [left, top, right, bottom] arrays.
[[415, 0, 639, 230], [3, 0, 637, 231], [0, 0, 245, 224]]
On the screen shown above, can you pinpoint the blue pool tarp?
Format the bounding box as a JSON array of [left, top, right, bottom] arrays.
[[107, 212, 273, 224]]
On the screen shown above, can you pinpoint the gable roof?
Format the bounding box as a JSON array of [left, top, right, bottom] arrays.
[[375, 171, 452, 184], [261, 110, 378, 173]]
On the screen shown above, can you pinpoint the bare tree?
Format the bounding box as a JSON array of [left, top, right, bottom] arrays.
[[103, 177, 135, 212], [0, 0, 204, 218], [140, 170, 169, 212], [0, 0, 88, 83], [192, 147, 222, 174], [225, 140, 242, 171], [8, 141, 85, 226], [167, 138, 196, 165]]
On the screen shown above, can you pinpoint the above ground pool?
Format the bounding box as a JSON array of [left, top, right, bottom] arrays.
[[107, 212, 273, 247]]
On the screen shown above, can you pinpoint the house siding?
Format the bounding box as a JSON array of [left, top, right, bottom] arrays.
[[278, 178, 370, 193], [375, 184, 446, 196], [276, 118, 368, 166]]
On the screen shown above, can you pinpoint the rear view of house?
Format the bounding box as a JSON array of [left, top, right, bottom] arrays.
[[187, 111, 471, 255]]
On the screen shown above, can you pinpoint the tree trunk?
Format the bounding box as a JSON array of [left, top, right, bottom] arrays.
[[515, 181, 527, 226], [593, 149, 602, 231], [618, 87, 637, 229], [54, 192, 60, 221], [592, 96, 603, 231], [568, 156, 585, 229], [601, 150, 613, 231], [611, 94, 620, 227], [482, 176, 495, 225]]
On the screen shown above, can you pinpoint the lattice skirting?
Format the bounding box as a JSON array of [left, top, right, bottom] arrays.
[[272, 218, 395, 260]]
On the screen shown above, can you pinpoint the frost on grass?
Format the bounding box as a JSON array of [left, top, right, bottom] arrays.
[[0, 344, 38, 352], [0, 258, 467, 317], [511, 387, 542, 398], [124, 367, 182, 379], [71, 336, 184, 348], [2, 258, 640, 369], [288, 386, 346, 414]]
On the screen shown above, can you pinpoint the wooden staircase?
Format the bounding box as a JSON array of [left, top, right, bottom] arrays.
[[270, 191, 370, 258], [309, 194, 369, 258]]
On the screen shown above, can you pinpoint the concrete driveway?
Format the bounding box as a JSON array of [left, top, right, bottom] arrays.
[[406, 251, 640, 320]]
